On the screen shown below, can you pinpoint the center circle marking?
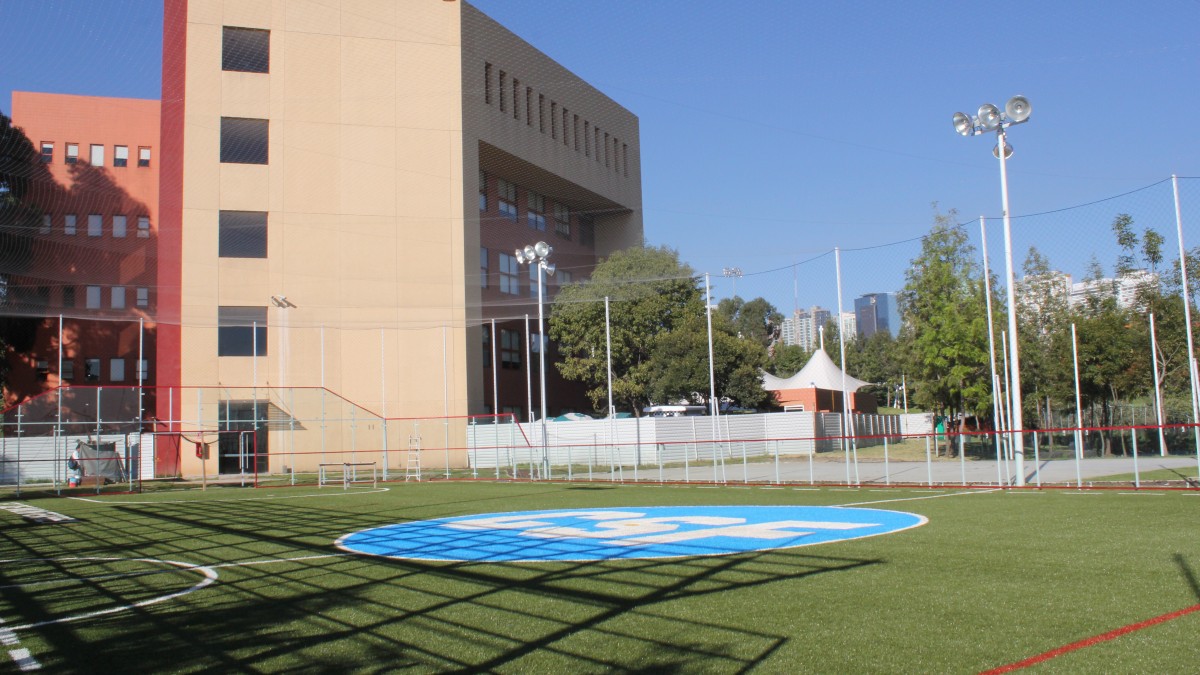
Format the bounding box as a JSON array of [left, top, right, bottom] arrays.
[[336, 505, 927, 562]]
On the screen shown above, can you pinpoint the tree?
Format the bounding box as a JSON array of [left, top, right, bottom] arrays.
[[645, 312, 771, 410], [1016, 246, 1073, 429], [770, 343, 809, 378], [716, 296, 782, 348], [898, 208, 993, 456], [0, 113, 47, 389], [548, 245, 703, 414]]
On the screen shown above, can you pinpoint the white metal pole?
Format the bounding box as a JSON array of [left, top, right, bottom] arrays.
[[524, 314, 532, 424], [705, 273, 719, 482], [835, 248, 854, 485], [1171, 176, 1200, 463], [980, 216, 1005, 479], [902, 373, 908, 413], [491, 319, 498, 416], [537, 263, 549, 478], [381, 328, 388, 479], [57, 314, 64, 492], [1149, 313, 1168, 456], [997, 127, 1025, 485], [605, 296, 614, 418], [1071, 323, 1084, 488], [320, 325, 325, 389], [443, 326, 450, 479]]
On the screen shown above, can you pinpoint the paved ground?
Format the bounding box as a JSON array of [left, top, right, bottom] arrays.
[[562, 455, 1200, 487]]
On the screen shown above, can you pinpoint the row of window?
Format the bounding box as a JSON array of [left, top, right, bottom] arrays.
[[35, 357, 148, 383], [483, 62, 630, 178], [42, 142, 151, 168], [479, 247, 573, 295], [482, 326, 551, 371], [38, 213, 151, 238], [77, 285, 150, 310], [479, 171, 593, 244]]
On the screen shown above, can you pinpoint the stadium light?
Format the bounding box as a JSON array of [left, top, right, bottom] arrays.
[[951, 95, 1031, 486], [515, 241, 554, 478]]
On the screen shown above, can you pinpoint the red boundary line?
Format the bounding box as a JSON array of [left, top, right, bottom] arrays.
[[980, 602, 1200, 674]]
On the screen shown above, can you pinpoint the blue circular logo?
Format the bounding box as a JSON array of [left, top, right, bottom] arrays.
[[335, 506, 927, 562]]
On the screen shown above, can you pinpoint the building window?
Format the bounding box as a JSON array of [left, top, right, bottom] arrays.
[[584, 121, 590, 156], [138, 147, 151, 167], [220, 117, 269, 164], [604, 132, 611, 168], [554, 203, 570, 238], [219, 210, 268, 258], [88, 214, 102, 237], [526, 87, 533, 126], [40, 142, 53, 163], [482, 326, 491, 368], [530, 332, 550, 354], [595, 127, 602, 163], [558, 269, 573, 286], [563, 108, 570, 147], [137, 215, 150, 238], [480, 247, 489, 288], [499, 253, 520, 295], [498, 71, 506, 112], [223, 26, 270, 73], [136, 287, 149, 307], [527, 192, 545, 231], [86, 286, 101, 309], [512, 78, 520, 120], [478, 169, 487, 211], [84, 358, 100, 382], [529, 265, 539, 297], [112, 215, 127, 238], [623, 143, 629, 177], [539, 94, 545, 132], [110, 358, 125, 382], [580, 216, 594, 247], [497, 179, 517, 221], [61, 360, 74, 380], [62, 286, 75, 308], [64, 214, 77, 235], [66, 143, 79, 164], [218, 306, 268, 356], [550, 102, 557, 139], [111, 287, 125, 309], [35, 360, 50, 381], [484, 62, 492, 105], [500, 329, 521, 369], [90, 144, 105, 166], [114, 145, 128, 167], [136, 359, 149, 381], [40, 214, 51, 235]]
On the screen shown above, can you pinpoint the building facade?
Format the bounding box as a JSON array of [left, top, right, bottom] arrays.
[[853, 292, 897, 339], [6, 93, 160, 414], [159, 0, 642, 475]]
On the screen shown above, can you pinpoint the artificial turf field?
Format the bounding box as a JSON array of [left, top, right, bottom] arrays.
[[1, 482, 1198, 673]]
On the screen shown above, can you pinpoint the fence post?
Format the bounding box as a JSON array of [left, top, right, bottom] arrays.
[[925, 433, 932, 487], [883, 435, 890, 486], [16, 405, 23, 498], [1131, 427, 1141, 489], [1032, 430, 1041, 488]]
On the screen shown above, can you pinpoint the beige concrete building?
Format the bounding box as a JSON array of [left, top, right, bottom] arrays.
[[160, 0, 642, 476]]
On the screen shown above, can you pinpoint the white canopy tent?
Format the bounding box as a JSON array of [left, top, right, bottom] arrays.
[[761, 348, 871, 392]]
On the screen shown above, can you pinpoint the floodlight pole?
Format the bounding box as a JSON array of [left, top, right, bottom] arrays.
[[996, 125, 1026, 486], [954, 97, 1030, 486], [516, 242, 553, 478]]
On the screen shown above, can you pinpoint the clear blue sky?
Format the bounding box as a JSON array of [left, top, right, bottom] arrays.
[[2, 0, 1197, 314]]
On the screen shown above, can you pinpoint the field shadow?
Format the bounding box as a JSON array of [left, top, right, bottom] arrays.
[[0, 495, 883, 672]]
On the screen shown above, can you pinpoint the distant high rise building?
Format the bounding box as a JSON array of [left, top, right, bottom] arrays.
[[782, 306, 831, 351], [839, 311, 857, 342], [1070, 270, 1158, 310], [854, 292, 898, 338]]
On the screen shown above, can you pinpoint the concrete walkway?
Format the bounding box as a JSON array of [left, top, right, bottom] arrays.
[[564, 455, 1200, 487]]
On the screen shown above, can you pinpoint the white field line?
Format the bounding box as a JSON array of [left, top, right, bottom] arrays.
[[67, 486, 389, 506], [837, 488, 1001, 507], [9, 648, 39, 671]]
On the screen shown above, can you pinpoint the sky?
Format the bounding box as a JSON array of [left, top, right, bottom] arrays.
[[2, 0, 1198, 315]]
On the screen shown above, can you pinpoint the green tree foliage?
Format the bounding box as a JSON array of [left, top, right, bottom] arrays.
[[1016, 246, 1073, 427], [716, 296, 782, 348], [0, 114, 46, 388], [770, 343, 809, 378], [646, 312, 771, 410], [898, 209, 993, 454], [548, 245, 703, 414]]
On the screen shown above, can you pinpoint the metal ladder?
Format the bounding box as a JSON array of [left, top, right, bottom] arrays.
[[405, 431, 422, 482]]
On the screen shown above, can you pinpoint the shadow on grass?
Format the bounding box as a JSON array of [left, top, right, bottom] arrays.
[[0, 490, 882, 672]]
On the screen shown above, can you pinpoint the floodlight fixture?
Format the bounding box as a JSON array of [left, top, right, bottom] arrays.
[[977, 103, 1002, 130], [992, 142, 1013, 159], [953, 112, 973, 136], [534, 241, 551, 258], [1005, 95, 1031, 123]]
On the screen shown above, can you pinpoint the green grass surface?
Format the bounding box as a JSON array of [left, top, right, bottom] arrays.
[[1, 482, 1198, 672]]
